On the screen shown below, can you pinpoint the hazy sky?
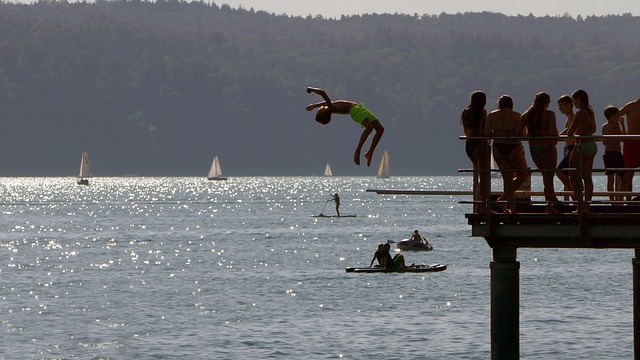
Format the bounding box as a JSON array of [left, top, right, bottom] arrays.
[[217, 0, 640, 18]]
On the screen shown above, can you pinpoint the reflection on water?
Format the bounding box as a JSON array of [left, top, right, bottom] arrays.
[[0, 176, 634, 359]]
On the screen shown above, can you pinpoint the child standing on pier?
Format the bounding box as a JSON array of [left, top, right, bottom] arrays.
[[567, 89, 597, 213], [602, 106, 626, 202]]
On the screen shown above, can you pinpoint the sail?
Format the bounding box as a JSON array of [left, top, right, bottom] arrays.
[[208, 156, 223, 178], [377, 150, 390, 178], [324, 163, 333, 176], [491, 152, 500, 178], [78, 149, 92, 178]]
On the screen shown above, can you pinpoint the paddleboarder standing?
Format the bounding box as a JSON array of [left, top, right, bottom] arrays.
[[331, 193, 340, 217]]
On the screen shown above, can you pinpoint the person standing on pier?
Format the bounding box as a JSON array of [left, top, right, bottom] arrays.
[[602, 106, 625, 203], [567, 89, 597, 213], [484, 95, 528, 214], [461, 91, 489, 214], [517, 92, 561, 214], [556, 95, 575, 198], [615, 96, 640, 201]]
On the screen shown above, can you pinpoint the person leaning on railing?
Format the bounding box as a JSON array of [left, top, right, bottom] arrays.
[[461, 91, 489, 214], [567, 89, 597, 214]]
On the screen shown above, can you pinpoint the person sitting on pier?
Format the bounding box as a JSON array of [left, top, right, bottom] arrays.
[[602, 106, 626, 203], [517, 92, 562, 214], [567, 89, 597, 213], [485, 95, 528, 214]]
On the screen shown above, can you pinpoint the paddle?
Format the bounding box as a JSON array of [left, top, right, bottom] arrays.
[[317, 195, 332, 216]]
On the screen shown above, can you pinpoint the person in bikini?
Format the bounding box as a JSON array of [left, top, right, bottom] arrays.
[[556, 95, 575, 199], [516, 92, 561, 214], [615, 96, 640, 201], [484, 95, 528, 213], [567, 89, 597, 213], [461, 91, 489, 213], [306, 87, 385, 167]]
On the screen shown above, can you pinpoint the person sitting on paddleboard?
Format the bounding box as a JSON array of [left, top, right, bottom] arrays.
[[371, 243, 414, 270], [370, 244, 386, 268]]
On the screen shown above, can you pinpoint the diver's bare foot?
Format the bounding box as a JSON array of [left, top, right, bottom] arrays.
[[354, 152, 360, 165], [364, 152, 372, 167]]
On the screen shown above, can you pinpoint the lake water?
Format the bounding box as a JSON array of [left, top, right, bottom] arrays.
[[0, 176, 634, 359]]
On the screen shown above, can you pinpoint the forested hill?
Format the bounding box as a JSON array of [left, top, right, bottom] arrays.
[[1, 2, 640, 176]]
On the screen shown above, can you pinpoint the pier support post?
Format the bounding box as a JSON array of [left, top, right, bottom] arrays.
[[490, 247, 520, 360], [634, 249, 640, 360]]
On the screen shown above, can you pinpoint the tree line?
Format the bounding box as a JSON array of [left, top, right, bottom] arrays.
[[1, 1, 639, 176]]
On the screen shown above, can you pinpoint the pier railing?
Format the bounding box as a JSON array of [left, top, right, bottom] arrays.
[[459, 134, 640, 218]]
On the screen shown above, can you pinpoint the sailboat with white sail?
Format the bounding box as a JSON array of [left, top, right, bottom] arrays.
[[377, 150, 390, 178], [77, 149, 92, 185], [324, 163, 333, 176], [491, 152, 500, 178], [207, 156, 228, 180]]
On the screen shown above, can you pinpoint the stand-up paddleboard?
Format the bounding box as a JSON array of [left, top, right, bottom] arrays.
[[312, 214, 356, 218], [345, 263, 447, 273]]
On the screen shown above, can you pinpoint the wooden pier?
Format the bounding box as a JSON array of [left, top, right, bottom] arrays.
[[367, 134, 640, 358], [367, 188, 640, 359]]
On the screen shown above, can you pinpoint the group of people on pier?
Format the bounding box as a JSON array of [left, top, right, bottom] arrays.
[[462, 89, 640, 214]]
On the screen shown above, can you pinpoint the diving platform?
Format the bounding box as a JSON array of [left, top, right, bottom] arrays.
[[366, 133, 640, 359]]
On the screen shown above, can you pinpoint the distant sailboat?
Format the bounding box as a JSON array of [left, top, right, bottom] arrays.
[[207, 156, 228, 180], [491, 152, 500, 178], [77, 149, 92, 185], [324, 163, 333, 176], [377, 150, 390, 178]]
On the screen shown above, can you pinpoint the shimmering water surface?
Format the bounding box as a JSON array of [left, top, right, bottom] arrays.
[[0, 176, 634, 359]]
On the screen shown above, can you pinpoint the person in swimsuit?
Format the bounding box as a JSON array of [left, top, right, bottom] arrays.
[[615, 96, 640, 201], [370, 244, 386, 268], [556, 95, 575, 199], [305, 87, 385, 167], [602, 106, 626, 203], [484, 95, 528, 213], [409, 230, 424, 244], [567, 89, 597, 213], [516, 92, 561, 214], [461, 91, 489, 214]]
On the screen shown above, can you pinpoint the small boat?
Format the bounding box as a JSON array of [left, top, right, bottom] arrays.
[[207, 156, 228, 181], [345, 263, 446, 273], [324, 163, 333, 176], [377, 150, 390, 178], [77, 149, 92, 185], [393, 238, 433, 251]]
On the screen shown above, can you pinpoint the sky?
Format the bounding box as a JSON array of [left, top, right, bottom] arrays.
[[216, 0, 640, 18]]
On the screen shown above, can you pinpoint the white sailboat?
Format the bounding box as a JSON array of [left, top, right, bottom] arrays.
[[377, 150, 390, 178], [324, 163, 333, 176], [77, 149, 92, 185], [491, 152, 500, 178], [207, 156, 228, 180]]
